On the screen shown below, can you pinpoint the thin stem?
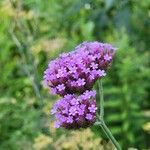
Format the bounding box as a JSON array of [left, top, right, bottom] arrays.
[[97, 79, 121, 150], [98, 80, 104, 119], [100, 120, 122, 150]]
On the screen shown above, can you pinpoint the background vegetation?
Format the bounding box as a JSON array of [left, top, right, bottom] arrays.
[[0, 0, 149, 149]]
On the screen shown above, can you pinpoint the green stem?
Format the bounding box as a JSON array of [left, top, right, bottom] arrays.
[[97, 80, 121, 150], [100, 120, 121, 150], [98, 80, 104, 119]]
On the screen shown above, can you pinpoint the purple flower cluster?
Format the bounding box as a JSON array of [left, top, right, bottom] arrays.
[[51, 90, 97, 129], [44, 41, 116, 96], [44, 41, 116, 129]]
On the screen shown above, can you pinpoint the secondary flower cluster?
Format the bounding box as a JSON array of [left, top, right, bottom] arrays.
[[44, 41, 116, 96], [51, 90, 97, 129], [44, 41, 116, 129]]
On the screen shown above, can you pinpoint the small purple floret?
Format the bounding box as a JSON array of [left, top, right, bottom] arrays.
[[86, 113, 93, 120], [88, 104, 97, 113], [104, 54, 112, 61], [57, 84, 65, 92]]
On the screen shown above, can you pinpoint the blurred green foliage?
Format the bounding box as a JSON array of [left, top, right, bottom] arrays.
[[0, 0, 149, 149]]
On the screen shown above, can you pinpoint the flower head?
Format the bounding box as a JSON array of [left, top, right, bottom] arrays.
[[43, 41, 116, 96], [51, 90, 97, 129]]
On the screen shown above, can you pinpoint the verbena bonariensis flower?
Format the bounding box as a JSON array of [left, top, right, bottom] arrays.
[[44, 42, 121, 149], [44, 41, 116, 96], [51, 90, 97, 129]]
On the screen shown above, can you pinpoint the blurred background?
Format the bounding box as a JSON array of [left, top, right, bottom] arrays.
[[0, 0, 150, 149]]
